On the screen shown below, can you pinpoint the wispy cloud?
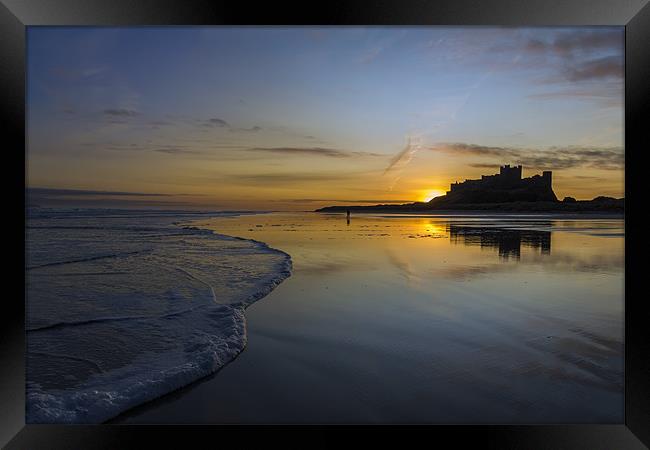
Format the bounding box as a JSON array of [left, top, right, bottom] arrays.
[[152, 146, 202, 155], [28, 187, 173, 197], [384, 136, 423, 175], [481, 29, 624, 92], [430, 142, 624, 171], [245, 147, 383, 158], [528, 87, 619, 101], [212, 171, 373, 186], [431, 142, 514, 157], [229, 125, 262, 133], [103, 108, 139, 117], [196, 117, 230, 128], [468, 163, 502, 169], [524, 29, 622, 57], [526, 81, 622, 108], [562, 55, 623, 82], [520, 30, 623, 86], [96, 142, 204, 156], [288, 198, 412, 204]]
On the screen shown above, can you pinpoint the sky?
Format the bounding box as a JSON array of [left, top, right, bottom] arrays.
[[27, 27, 624, 210]]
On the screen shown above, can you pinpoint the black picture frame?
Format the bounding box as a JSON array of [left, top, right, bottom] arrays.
[[2, 0, 648, 448]]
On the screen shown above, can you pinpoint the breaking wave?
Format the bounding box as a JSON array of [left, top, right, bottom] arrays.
[[26, 209, 291, 423]]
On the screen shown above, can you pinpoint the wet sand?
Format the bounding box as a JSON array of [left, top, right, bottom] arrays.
[[115, 212, 624, 423]]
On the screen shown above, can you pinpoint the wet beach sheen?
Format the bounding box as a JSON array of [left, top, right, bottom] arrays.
[[117, 212, 624, 424]]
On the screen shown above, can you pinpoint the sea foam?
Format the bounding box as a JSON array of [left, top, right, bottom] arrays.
[[26, 209, 291, 423]]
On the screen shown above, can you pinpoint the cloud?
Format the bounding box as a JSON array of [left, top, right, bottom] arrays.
[[245, 147, 383, 158], [384, 136, 422, 175], [562, 55, 623, 82], [482, 29, 624, 90], [431, 142, 518, 157], [521, 147, 623, 170], [153, 147, 202, 155], [527, 81, 622, 108], [96, 142, 205, 156], [519, 29, 622, 57], [103, 108, 139, 117], [468, 163, 501, 169], [548, 30, 622, 56], [430, 142, 624, 171], [26, 188, 209, 210], [528, 88, 620, 101], [288, 198, 412, 204], [571, 175, 605, 180], [202, 118, 229, 127], [229, 125, 262, 133], [518, 30, 624, 84], [213, 171, 370, 186], [27, 188, 172, 197]]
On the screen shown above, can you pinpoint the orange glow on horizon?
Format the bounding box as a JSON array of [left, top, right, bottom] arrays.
[[421, 189, 447, 202]]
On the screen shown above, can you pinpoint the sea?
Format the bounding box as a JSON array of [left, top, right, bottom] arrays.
[[25, 208, 291, 423]]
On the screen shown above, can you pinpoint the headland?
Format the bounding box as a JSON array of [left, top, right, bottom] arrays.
[[316, 165, 623, 214]]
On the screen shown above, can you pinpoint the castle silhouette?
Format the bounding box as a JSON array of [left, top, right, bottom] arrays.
[[449, 165, 551, 194], [440, 165, 557, 203], [316, 164, 624, 212]]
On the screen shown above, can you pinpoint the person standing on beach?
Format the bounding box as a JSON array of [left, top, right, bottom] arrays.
[[346, 209, 350, 225]]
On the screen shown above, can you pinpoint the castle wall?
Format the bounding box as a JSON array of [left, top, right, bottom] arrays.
[[452, 165, 529, 191], [444, 166, 556, 202]]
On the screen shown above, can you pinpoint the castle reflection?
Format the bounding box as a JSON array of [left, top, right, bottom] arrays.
[[448, 223, 551, 259]]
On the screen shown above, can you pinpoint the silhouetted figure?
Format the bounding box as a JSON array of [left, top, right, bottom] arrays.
[[346, 209, 351, 225]]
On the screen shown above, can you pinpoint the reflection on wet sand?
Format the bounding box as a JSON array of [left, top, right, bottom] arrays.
[[448, 223, 551, 259], [385, 248, 418, 283], [118, 212, 624, 424]]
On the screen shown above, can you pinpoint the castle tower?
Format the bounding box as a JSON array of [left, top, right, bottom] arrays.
[[542, 171, 552, 188], [499, 164, 522, 185]]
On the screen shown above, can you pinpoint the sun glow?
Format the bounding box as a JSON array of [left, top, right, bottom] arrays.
[[421, 189, 446, 202]]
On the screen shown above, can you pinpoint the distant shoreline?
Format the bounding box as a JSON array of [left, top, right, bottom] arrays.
[[316, 199, 624, 215], [315, 210, 624, 219]]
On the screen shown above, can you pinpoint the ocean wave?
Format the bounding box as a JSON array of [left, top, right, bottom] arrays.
[[27, 307, 247, 423], [26, 304, 208, 332], [26, 210, 291, 423], [26, 249, 153, 270]]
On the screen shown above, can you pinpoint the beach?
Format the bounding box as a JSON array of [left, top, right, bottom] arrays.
[[115, 211, 624, 423], [25, 209, 291, 423]]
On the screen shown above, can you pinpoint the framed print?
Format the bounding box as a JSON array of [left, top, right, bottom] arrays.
[[1, 0, 649, 448]]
